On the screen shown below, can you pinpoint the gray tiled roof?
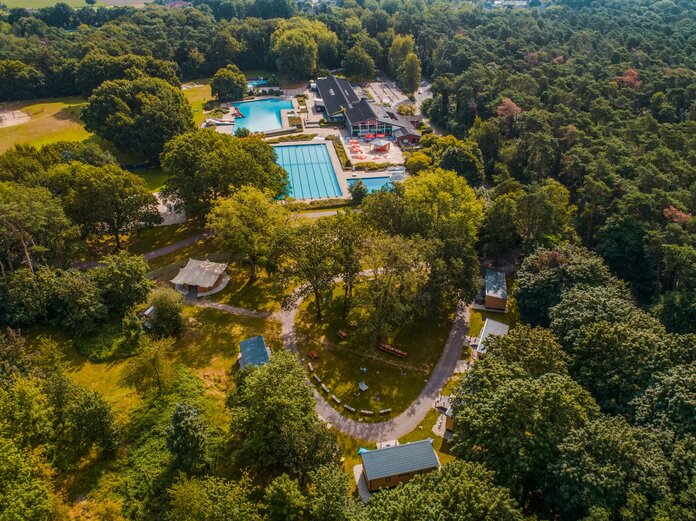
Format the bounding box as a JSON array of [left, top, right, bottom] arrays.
[[485, 269, 507, 299], [361, 440, 440, 481]]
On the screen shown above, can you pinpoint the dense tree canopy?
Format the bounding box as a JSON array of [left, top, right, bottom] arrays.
[[81, 77, 195, 160]]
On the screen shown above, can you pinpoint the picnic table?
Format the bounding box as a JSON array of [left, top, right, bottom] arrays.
[[379, 343, 408, 358], [309, 351, 319, 360], [337, 330, 348, 340]]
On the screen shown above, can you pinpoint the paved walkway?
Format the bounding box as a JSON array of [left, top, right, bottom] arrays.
[[195, 299, 274, 320], [143, 232, 208, 260]]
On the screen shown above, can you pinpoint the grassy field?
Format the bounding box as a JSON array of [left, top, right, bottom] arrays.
[[294, 289, 454, 421], [182, 79, 212, 126], [0, 98, 90, 153]]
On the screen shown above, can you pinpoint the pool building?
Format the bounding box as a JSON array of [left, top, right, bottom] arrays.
[[315, 76, 421, 145]]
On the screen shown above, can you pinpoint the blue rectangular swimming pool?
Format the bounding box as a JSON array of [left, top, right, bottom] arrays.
[[347, 176, 393, 193], [231, 98, 293, 133], [275, 144, 343, 200]]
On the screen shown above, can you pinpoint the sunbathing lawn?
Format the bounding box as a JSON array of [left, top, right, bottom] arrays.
[[182, 79, 212, 126], [0, 98, 90, 153], [295, 289, 454, 422]]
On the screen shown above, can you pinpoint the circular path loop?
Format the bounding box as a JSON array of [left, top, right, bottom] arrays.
[[279, 289, 471, 443]]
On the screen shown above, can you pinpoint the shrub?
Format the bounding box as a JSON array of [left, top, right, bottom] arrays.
[[147, 286, 185, 337]]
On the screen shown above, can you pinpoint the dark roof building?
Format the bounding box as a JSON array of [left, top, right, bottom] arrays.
[[239, 335, 271, 369], [361, 439, 440, 491], [484, 269, 507, 310], [314, 76, 421, 145]]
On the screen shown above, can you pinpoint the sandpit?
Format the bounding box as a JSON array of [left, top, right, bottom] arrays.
[[0, 110, 30, 128]]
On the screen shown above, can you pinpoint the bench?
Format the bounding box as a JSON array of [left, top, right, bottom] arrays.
[[307, 362, 314, 372], [379, 408, 392, 414], [337, 330, 348, 340], [332, 395, 341, 404], [344, 405, 356, 413], [313, 374, 321, 383], [379, 343, 408, 358], [321, 383, 330, 393], [360, 410, 374, 416], [309, 351, 319, 360]]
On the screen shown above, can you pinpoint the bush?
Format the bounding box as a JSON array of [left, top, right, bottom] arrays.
[[325, 135, 352, 168], [147, 286, 185, 337]]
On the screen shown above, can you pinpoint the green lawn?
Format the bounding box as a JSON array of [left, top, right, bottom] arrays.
[[295, 289, 454, 421], [126, 220, 204, 255], [132, 167, 169, 192], [209, 267, 286, 313], [182, 79, 212, 126], [25, 306, 280, 421], [0, 98, 90, 153]]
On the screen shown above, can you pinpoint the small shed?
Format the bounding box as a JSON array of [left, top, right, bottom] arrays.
[[238, 335, 271, 369], [475, 318, 510, 354], [171, 259, 228, 297], [484, 269, 507, 310], [361, 439, 440, 491]]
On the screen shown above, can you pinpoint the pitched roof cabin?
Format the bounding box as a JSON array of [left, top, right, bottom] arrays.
[[238, 335, 271, 369], [484, 269, 507, 310], [361, 440, 440, 491], [314, 76, 421, 145], [170, 259, 229, 297]]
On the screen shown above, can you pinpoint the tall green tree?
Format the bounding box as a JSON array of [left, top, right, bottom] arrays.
[[271, 30, 317, 78], [207, 187, 289, 282], [368, 461, 523, 520], [387, 34, 414, 77], [514, 245, 619, 327], [161, 130, 287, 216], [168, 475, 261, 521], [0, 182, 76, 274], [211, 64, 247, 101], [228, 350, 340, 480], [46, 163, 161, 248], [399, 52, 421, 95], [165, 403, 211, 474], [264, 474, 306, 521], [90, 251, 152, 315], [81, 77, 195, 161], [342, 45, 376, 82]]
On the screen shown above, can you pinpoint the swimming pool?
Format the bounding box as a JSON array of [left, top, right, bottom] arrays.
[[231, 98, 293, 133], [348, 176, 393, 193], [275, 144, 342, 200]]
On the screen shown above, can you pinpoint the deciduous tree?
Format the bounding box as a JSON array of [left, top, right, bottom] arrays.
[[211, 64, 247, 101]]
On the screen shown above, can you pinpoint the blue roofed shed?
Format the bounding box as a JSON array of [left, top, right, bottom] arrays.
[[485, 269, 507, 310], [239, 336, 271, 369], [361, 439, 440, 491]]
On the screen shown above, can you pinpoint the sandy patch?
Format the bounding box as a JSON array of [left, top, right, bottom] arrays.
[[0, 110, 30, 128]]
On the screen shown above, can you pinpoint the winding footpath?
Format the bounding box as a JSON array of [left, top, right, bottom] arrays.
[[120, 230, 469, 443]]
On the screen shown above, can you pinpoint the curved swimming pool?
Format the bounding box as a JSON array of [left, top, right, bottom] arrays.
[[275, 144, 342, 200], [231, 98, 293, 133]]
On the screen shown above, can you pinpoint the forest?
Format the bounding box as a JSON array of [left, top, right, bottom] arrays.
[[0, 0, 694, 519]]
